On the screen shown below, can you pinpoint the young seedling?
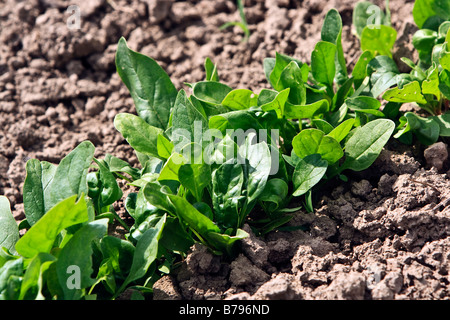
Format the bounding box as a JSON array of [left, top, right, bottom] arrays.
[[220, 0, 250, 41]]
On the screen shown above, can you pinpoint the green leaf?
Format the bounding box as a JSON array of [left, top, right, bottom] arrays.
[[284, 99, 329, 120], [413, 29, 438, 52], [263, 58, 276, 85], [46, 141, 95, 213], [208, 110, 262, 134], [439, 69, 450, 99], [353, 1, 388, 38], [116, 37, 176, 129], [22, 160, 57, 226], [178, 163, 211, 202], [204, 134, 239, 166], [172, 89, 207, 144], [19, 253, 55, 300], [367, 55, 400, 97], [341, 119, 395, 172], [321, 8, 348, 85], [114, 113, 164, 159], [352, 50, 375, 89], [204, 57, 219, 82], [361, 25, 397, 58], [158, 153, 187, 182], [206, 228, 248, 256], [422, 64, 440, 99], [93, 159, 123, 210], [312, 119, 334, 134], [100, 236, 135, 276], [159, 215, 194, 254], [239, 137, 272, 205], [327, 118, 355, 143], [269, 52, 309, 90], [431, 111, 450, 136], [212, 162, 244, 230], [221, 89, 258, 110], [311, 41, 337, 90], [326, 101, 348, 127], [440, 50, 450, 71], [258, 178, 289, 212], [382, 81, 428, 105], [122, 215, 166, 288], [15, 195, 89, 258], [104, 154, 140, 180], [142, 183, 175, 214], [277, 61, 307, 105], [292, 129, 343, 164], [259, 88, 290, 118], [0, 258, 23, 298], [346, 96, 384, 117], [168, 195, 221, 234], [400, 112, 440, 145], [192, 81, 233, 106], [157, 134, 174, 159], [55, 219, 108, 300], [292, 154, 328, 197], [331, 77, 354, 112], [0, 196, 19, 254], [412, 0, 450, 29]]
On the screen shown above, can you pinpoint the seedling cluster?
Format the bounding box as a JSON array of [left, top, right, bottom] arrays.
[[0, 0, 449, 300]]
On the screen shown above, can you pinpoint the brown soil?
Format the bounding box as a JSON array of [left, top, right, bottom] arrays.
[[1, 0, 449, 300]]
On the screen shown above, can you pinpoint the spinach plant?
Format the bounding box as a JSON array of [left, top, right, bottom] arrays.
[[0, 5, 400, 301], [380, 0, 450, 146]]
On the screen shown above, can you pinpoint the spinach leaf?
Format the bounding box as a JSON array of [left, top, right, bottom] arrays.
[[268, 52, 309, 90], [292, 129, 343, 164], [204, 57, 219, 82], [178, 163, 212, 202], [383, 81, 428, 105], [352, 51, 375, 89], [258, 88, 290, 119], [258, 178, 289, 213], [19, 253, 55, 300], [0, 196, 19, 254], [239, 136, 272, 206], [211, 161, 244, 230], [292, 154, 328, 197], [114, 113, 164, 159], [192, 81, 233, 106], [119, 215, 166, 292], [46, 141, 95, 213], [284, 100, 329, 120], [431, 111, 450, 136], [321, 8, 348, 85], [91, 159, 123, 213], [327, 118, 356, 143], [22, 160, 57, 226], [361, 25, 397, 58], [340, 119, 395, 172], [55, 219, 108, 300], [15, 195, 89, 258], [353, 1, 390, 38], [311, 41, 337, 93], [100, 236, 135, 277], [395, 112, 440, 145], [172, 89, 208, 143], [221, 89, 258, 110], [116, 37, 177, 129], [277, 61, 307, 105], [413, 0, 450, 29]]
